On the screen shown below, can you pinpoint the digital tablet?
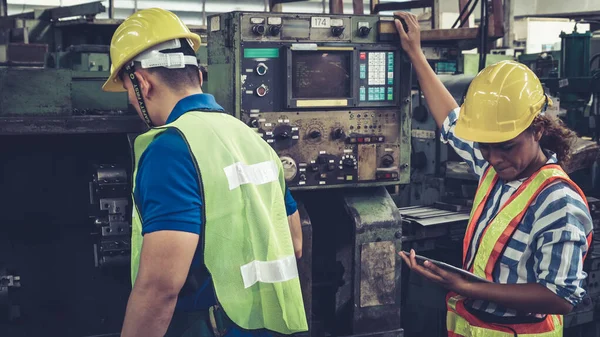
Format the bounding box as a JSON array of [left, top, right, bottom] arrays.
[[402, 251, 493, 284]]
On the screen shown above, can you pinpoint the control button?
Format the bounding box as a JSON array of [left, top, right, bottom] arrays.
[[381, 154, 394, 167], [310, 164, 319, 172], [280, 156, 298, 181], [327, 163, 336, 171], [269, 25, 282, 36], [358, 26, 372, 37], [413, 105, 428, 122], [256, 63, 268, 76], [331, 26, 345, 37], [359, 52, 366, 60], [333, 128, 345, 140], [346, 175, 353, 181], [252, 24, 266, 36], [309, 130, 322, 139], [299, 173, 307, 181], [247, 118, 259, 128], [256, 84, 268, 97]]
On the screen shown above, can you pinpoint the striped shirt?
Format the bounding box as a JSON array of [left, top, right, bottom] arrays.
[[441, 107, 593, 317]]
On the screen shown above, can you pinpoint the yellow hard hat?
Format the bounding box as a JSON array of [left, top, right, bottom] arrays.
[[102, 8, 201, 92], [454, 60, 552, 143]]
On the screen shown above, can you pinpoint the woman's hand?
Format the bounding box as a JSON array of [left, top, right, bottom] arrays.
[[399, 249, 471, 294], [393, 11, 422, 58]]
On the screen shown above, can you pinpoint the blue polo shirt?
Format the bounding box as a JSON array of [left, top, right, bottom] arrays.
[[134, 93, 297, 335]]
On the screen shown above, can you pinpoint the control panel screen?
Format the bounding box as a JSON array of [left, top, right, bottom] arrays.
[[291, 51, 351, 99]]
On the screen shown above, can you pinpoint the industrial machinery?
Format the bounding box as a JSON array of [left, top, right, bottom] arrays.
[[207, 11, 410, 337], [525, 25, 600, 141]]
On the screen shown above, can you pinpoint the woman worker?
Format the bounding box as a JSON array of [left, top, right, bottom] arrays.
[[394, 11, 594, 337]]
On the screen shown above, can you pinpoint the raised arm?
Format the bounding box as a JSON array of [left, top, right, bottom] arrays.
[[394, 11, 458, 128], [394, 12, 487, 177]]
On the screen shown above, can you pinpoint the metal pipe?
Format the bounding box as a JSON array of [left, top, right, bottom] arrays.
[[330, 0, 344, 14], [134, 0, 138, 13], [370, 0, 379, 14], [270, 0, 283, 12], [502, 0, 514, 48], [108, 0, 114, 19], [458, 0, 470, 27], [353, 0, 364, 15], [432, 0, 441, 29], [0, 0, 7, 17], [203, 0, 207, 26]]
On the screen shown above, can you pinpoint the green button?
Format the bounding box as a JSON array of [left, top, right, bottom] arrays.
[[387, 94, 393, 100], [360, 71, 366, 79]]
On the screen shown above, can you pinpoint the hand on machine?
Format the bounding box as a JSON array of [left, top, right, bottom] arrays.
[[393, 12, 421, 58]]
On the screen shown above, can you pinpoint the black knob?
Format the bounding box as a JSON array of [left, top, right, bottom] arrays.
[[343, 158, 355, 168], [299, 174, 306, 181], [310, 164, 319, 172], [310, 130, 322, 139], [331, 26, 345, 37], [269, 25, 281, 36], [382, 154, 394, 167], [413, 105, 428, 123], [327, 163, 336, 171], [248, 119, 259, 127], [358, 26, 371, 37], [276, 131, 290, 140], [333, 128, 345, 140], [252, 24, 266, 36]]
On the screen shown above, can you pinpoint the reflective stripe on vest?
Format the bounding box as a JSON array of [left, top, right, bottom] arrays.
[[447, 292, 562, 337], [448, 164, 592, 337], [130, 111, 308, 334]]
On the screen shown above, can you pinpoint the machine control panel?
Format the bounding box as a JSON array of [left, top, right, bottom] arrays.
[[248, 110, 402, 187], [207, 12, 412, 189]]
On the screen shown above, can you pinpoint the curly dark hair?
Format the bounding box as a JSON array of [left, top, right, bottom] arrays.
[[528, 114, 578, 169]]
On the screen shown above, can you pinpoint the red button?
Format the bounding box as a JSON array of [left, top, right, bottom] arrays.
[[360, 52, 366, 60], [357, 137, 364, 143], [385, 173, 391, 178]]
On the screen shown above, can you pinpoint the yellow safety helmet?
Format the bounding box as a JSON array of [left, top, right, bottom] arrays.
[[454, 60, 552, 143], [102, 8, 202, 92]]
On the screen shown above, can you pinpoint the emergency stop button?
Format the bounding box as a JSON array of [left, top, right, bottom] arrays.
[[256, 84, 268, 97]]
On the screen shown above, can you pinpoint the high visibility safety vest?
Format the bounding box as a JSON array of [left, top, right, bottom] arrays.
[[446, 164, 593, 337], [130, 111, 308, 335]]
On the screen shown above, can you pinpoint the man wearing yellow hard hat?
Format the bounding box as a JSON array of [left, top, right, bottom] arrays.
[[394, 11, 593, 337], [102, 8, 307, 337]]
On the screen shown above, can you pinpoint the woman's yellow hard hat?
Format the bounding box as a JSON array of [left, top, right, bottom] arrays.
[[102, 8, 201, 92], [454, 60, 552, 143]]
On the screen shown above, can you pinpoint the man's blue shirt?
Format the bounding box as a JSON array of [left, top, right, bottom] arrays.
[[133, 93, 297, 334]]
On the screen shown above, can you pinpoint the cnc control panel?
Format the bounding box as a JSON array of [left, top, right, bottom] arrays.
[[207, 11, 411, 189]]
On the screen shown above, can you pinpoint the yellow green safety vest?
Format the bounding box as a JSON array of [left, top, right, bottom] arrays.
[[130, 111, 308, 334], [447, 164, 592, 337]]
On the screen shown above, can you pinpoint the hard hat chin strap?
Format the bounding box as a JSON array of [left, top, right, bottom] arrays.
[[125, 62, 154, 128]]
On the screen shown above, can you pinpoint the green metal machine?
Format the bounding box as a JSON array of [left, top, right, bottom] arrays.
[[527, 26, 600, 141], [207, 11, 410, 337]]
